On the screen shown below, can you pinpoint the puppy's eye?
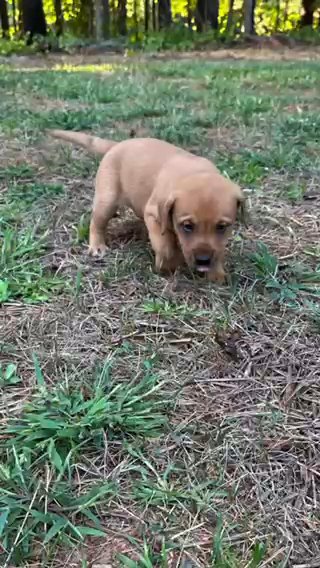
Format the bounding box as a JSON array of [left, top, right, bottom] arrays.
[[216, 223, 228, 234], [182, 222, 194, 234]]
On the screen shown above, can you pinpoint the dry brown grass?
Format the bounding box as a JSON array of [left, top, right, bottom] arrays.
[[0, 53, 320, 567]]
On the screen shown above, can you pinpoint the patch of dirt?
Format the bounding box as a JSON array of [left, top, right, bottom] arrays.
[[283, 101, 320, 113], [3, 43, 320, 72], [0, 135, 47, 169], [116, 120, 151, 139], [25, 94, 91, 112]]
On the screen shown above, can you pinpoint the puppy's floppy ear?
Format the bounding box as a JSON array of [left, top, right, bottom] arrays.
[[234, 187, 248, 228], [158, 194, 176, 235]]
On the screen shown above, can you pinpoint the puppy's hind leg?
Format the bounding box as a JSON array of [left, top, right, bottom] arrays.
[[89, 156, 120, 257]]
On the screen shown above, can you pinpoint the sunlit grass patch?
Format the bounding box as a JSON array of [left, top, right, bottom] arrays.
[[52, 62, 126, 73]]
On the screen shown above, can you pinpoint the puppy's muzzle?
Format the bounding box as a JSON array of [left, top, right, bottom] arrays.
[[194, 253, 213, 273]]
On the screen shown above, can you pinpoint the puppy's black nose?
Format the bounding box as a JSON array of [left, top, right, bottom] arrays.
[[196, 254, 211, 264], [195, 254, 212, 271]]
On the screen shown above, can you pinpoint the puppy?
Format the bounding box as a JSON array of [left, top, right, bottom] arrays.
[[48, 130, 245, 282]]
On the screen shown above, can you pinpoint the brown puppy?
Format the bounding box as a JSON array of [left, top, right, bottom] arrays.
[[48, 130, 245, 282]]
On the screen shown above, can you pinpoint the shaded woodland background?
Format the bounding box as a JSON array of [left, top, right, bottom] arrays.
[[0, 0, 319, 51]]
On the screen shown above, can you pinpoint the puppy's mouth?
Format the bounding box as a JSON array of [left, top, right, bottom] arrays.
[[196, 264, 211, 273], [194, 255, 212, 273]]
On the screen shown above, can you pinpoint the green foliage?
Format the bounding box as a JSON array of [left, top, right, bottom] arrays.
[[0, 226, 64, 303], [118, 538, 173, 567], [0, 363, 21, 387], [74, 212, 90, 244], [210, 515, 267, 567], [142, 298, 207, 318], [6, 364, 169, 461], [101, 248, 151, 283], [134, 27, 223, 52], [250, 243, 320, 316], [8, 181, 64, 204], [0, 460, 113, 564], [133, 478, 228, 509], [0, 357, 170, 564], [0, 164, 35, 180], [1, 0, 320, 55], [0, 174, 66, 303], [283, 182, 306, 203], [118, 526, 267, 567], [0, 38, 35, 55]]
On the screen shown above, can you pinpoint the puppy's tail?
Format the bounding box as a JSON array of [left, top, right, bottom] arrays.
[[46, 129, 117, 156]]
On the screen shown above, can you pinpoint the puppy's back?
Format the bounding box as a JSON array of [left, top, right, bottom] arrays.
[[106, 138, 216, 216], [107, 138, 186, 211]]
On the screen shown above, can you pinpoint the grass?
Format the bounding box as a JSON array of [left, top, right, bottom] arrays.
[[0, 355, 170, 564], [0, 226, 65, 303], [0, 49, 320, 567]]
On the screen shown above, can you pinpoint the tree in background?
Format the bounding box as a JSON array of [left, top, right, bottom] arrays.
[[21, 0, 47, 44], [17, 0, 23, 32], [244, 0, 256, 34], [93, 0, 111, 40], [195, 0, 219, 31], [118, 0, 127, 35], [0, 0, 9, 37], [0, 0, 319, 48], [54, 0, 63, 36], [301, 0, 318, 26], [11, 0, 17, 32], [78, 0, 94, 37], [94, 0, 104, 39], [144, 0, 149, 32], [226, 0, 235, 32], [158, 0, 172, 28], [102, 0, 110, 38]]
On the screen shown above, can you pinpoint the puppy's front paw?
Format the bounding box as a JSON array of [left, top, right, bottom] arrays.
[[155, 254, 169, 272], [207, 266, 226, 284], [88, 243, 108, 258], [155, 253, 180, 273]]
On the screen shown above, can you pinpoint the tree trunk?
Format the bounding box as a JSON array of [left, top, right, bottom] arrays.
[[54, 0, 63, 36], [17, 0, 23, 32], [283, 0, 289, 25], [89, 0, 94, 36], [94, 0, 103, 40], [21, 0, 47, 43], [226, 0, 235, 31], [158, 0, 172, 28], [196, 0, 219, 31], [152, 0, 156, 30], [187, 0, 192, 29], [275, 0, 280, 30], [243, 0, 255, 34], [102, 0, 110, 38], [118, 0, 126, 35], [300, 0, 315, 26], [0, 0, 10, 38], [145, 0, 149, 33], [79, 0, 94, 37], [133, 0, 138, 39], [12, 0, 17, 31]]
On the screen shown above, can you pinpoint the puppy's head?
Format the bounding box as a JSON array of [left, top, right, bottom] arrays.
[[159, 172, 245, 274]]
